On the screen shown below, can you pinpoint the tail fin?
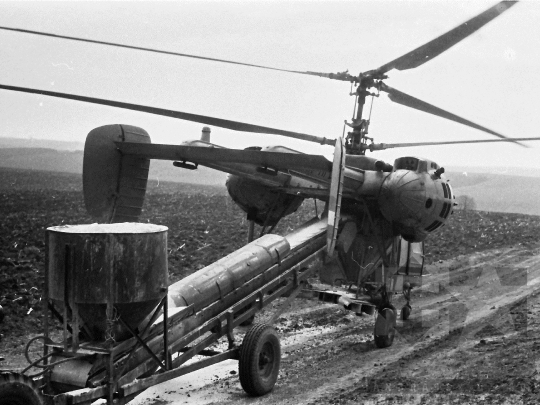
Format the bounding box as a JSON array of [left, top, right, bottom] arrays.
[[83, 124, 151, 223]]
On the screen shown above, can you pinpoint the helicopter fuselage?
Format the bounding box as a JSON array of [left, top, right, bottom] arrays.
[[178, 140, 454, 242]]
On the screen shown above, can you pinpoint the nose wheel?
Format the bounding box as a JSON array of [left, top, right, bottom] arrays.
[[374, 304, 397, 348], [401, 283, 413, 321]]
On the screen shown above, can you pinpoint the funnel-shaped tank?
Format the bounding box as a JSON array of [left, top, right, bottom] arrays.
[[47, 223, 168, 342]]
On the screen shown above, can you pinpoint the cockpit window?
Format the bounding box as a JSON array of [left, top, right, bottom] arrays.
[[394, 157, 419, 171]]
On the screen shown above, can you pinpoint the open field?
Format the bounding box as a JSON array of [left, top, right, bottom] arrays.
[[1, 167, 540, 403], [3, 145, 540, 214]]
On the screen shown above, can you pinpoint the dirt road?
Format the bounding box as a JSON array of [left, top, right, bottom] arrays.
[[132, 243, 540, 405]]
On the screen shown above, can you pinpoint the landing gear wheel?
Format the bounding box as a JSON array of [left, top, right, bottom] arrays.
[[374, 305, 397, 349], [401, 304, 412, 321], [239, 324, 281, 396], [0, 372, 45, 405]]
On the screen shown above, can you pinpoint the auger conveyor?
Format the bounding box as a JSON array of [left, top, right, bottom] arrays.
[[28, 216, 328, 405]]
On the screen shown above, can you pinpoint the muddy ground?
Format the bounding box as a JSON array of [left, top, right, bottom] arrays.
[[133, 244, 540, 405]]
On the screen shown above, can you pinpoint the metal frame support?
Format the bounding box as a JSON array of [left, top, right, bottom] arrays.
[[112, 295, 171, 384], [247, 220, 255, 243], [116, 304, 169, 373], [43, 232, 49, 368], [226, 310, 235, 348], [163, 289, 170, 370], [268, 269, 304, 325]]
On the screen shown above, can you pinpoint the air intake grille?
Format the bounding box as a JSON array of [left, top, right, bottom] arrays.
[[440, 202, 451, 219], [426, 220, 443, 232]]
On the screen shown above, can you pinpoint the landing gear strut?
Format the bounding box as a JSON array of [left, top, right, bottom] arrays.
[[401, 282, 412, 321]]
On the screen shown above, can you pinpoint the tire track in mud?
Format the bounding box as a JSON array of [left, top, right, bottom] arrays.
[[304, 245, 540, 404], [133, 244, 540, 405]]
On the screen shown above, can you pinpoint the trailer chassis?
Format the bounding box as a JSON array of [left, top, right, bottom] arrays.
[[32, 235, 326, 405]]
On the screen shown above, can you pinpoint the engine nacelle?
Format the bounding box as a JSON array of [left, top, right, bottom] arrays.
[[226, 175, 304, 226], [378, 157, 454, 242]]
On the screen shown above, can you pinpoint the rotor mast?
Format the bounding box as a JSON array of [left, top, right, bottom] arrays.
[[342, 73, 382, 156]]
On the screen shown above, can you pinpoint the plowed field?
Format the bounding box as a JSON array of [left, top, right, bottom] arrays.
[[1, 167, 540, 404]]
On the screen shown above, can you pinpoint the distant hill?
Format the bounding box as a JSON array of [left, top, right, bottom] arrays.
[[1, 139, 539, 216], [0, 137, 84, 151], [447, 165, 540, 178], [0, 148, 82, 174], [448, 171, 540, 216], [0, 147, 227, 187], [149, 159, 227, 187]]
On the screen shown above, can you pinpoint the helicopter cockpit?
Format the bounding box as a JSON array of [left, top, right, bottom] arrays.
[[393, 157, 441, 174], [394, 157, 419, 171]]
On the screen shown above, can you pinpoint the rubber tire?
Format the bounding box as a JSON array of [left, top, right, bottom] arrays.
[[0, 373, 44, 405], [374, 305, 396, 349], [239, 324, 281, 396], [401, 304, 412, 321]]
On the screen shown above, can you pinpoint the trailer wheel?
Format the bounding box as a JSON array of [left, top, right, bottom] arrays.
[[374, 305, 397, 349], [239, 324, 280, 396], [0, 373, 45, 405]]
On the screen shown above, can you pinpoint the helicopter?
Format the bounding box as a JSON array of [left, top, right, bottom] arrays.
[[1, 0, 539, 348]]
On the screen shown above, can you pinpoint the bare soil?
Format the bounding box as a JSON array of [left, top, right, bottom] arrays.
[[1, 167, 540, 404]]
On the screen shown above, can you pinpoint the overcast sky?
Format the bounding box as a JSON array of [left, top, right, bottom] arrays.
[[0, 0, 539, 170]]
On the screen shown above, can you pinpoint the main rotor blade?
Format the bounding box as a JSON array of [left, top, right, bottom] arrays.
[[0, 26, 334, 80], [116, 142, 333, 172], [0, 84, 335, 146], [379, 82, 525, 147], [371, 137, 540, 150], [0, 2, 518, 84], [375, 1, 517, 74]]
